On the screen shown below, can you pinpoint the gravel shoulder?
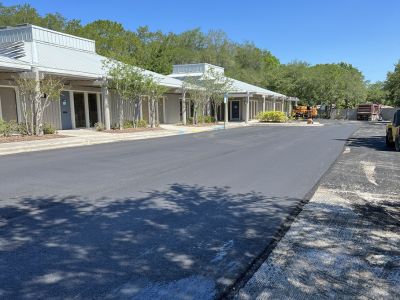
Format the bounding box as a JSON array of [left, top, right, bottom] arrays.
[[235, 122, 400, 299]]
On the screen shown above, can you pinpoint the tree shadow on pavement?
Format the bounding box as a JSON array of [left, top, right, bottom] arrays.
[[235, 197, 400, 300], [334, 135, 394, 152], [0, 184, 302, 299]]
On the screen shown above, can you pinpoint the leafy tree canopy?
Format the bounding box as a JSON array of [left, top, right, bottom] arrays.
[[2, 2, 398, 108]]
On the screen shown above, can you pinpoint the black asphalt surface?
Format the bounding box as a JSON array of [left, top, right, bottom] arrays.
[[0, 124, 358, 299]]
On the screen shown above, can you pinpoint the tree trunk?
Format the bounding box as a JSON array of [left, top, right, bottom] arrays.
[[37, 109, 44, 136], [150, 98, 155, 128], [119, 97, 124, 130], [133, 98, 141, 128], [214, 103, 218, 122], [202, 103, 206, 125], [193, 103, 198, 125], [182, 92, 187, 125]]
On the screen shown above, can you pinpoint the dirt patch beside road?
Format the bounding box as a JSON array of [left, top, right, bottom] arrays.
[[104, 127, 163, 133], [235, 123, 400, 299], [0, 134, 66, 144]]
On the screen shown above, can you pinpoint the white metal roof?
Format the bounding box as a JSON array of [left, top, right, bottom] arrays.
[[169, 72, 288, 99], [169, 63, 290, 99], [228, 77, 287, 99], [0, 24, 183, 88], [0, 55, 31, 71]]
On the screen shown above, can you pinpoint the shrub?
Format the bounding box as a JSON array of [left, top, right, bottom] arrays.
[[94, 122, 105, 131], [16, 123, 28, 135], [123, 120, 134, 128], [42, 123, 56, 135], [135, 119, 147, 128], [186, 116, 215, 125], [0, 120, 19, 137], [256, 111, 288, 123], [198, 115, 215, 123]]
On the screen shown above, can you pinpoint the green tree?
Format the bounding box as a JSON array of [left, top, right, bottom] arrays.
[[384, 61, 400, 106], [366, 81, 387, 104], [15, 73, 64, 135], [183, 77, 206, 125], [105, 59, 146, 129], [203, 68, 232, 122], [142, 77, 168, 127], [0, 3, 41, 26]]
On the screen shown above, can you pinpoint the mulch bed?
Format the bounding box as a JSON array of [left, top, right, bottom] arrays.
[[104, 127, 163, 134], [0, 134, 66, 144], [182, 123, 221, 127]]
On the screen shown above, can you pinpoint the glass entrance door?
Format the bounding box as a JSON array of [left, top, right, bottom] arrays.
[[88, 93, 98, 127], [73, 92, 85, 128], [231, 100, 240, 120]]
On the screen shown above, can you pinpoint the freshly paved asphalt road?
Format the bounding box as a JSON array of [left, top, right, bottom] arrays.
[[0, 123, 358, 299]]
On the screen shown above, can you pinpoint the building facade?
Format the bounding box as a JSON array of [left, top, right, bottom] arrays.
[[168, 63, 297, 123], [0, 25, 294, 130]]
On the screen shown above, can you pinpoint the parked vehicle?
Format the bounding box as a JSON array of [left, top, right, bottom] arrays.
[[386, 109, 400, 151], [293, 106, 318, 119], [357, 103, 381, 121]]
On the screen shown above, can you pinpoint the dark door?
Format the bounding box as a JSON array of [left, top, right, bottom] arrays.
[[74, 92, 86, 128], [88, 93, 98, 127], [231, 100, 240, 120], [60, 91, 72, 129]]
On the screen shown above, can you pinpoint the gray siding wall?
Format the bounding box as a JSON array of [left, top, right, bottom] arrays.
[[164, 93, 181, 124], [109, 91, 136, 126], [265, 100, 274, 111], [0, 86, 17, 122], [43, 99, 61, 129]]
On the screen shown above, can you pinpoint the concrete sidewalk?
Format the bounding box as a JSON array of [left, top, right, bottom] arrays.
[[0, 123, 234, 156], [235, 123, 400, 299]]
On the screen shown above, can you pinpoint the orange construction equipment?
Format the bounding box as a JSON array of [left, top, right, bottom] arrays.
[[292, 106, 318, 119]]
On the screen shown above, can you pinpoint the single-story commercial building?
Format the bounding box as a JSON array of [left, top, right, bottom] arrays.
[[0, 24, 295, 130], [0, 24, 185, 130], [168, 63, 297, 123]]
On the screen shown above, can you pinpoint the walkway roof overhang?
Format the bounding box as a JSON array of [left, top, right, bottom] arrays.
[[32, 44, 183, 88], [168, 72, 295, 100], [0, 56, 31, 72], [0, 49, 184, 89]]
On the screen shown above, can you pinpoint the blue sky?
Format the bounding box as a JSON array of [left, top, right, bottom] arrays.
[[3, 0, 400, 82]]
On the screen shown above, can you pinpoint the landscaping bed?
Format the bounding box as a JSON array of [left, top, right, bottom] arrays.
[[182, 123, 221, 127], [104, 127, 163, 134], [0, 134, 66, 144]]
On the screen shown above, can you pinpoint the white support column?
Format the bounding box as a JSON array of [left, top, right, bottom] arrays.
[[84, 92, 90, 128], [281, 98, 285, 113], [69, 90, 76, 129], [224, 94, 229, 124], [273, 98, 276, 111], [162, 97, 166, 124], [181, 90, 186, 125], [14, 87, 22, 123], [147, 97, 151, 122], [101, 83, 111, 130], [96, 93, 101, 123], [245, 92, 250, 124], [139, 98, 143, 120], [262, 95, 266, 112]]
